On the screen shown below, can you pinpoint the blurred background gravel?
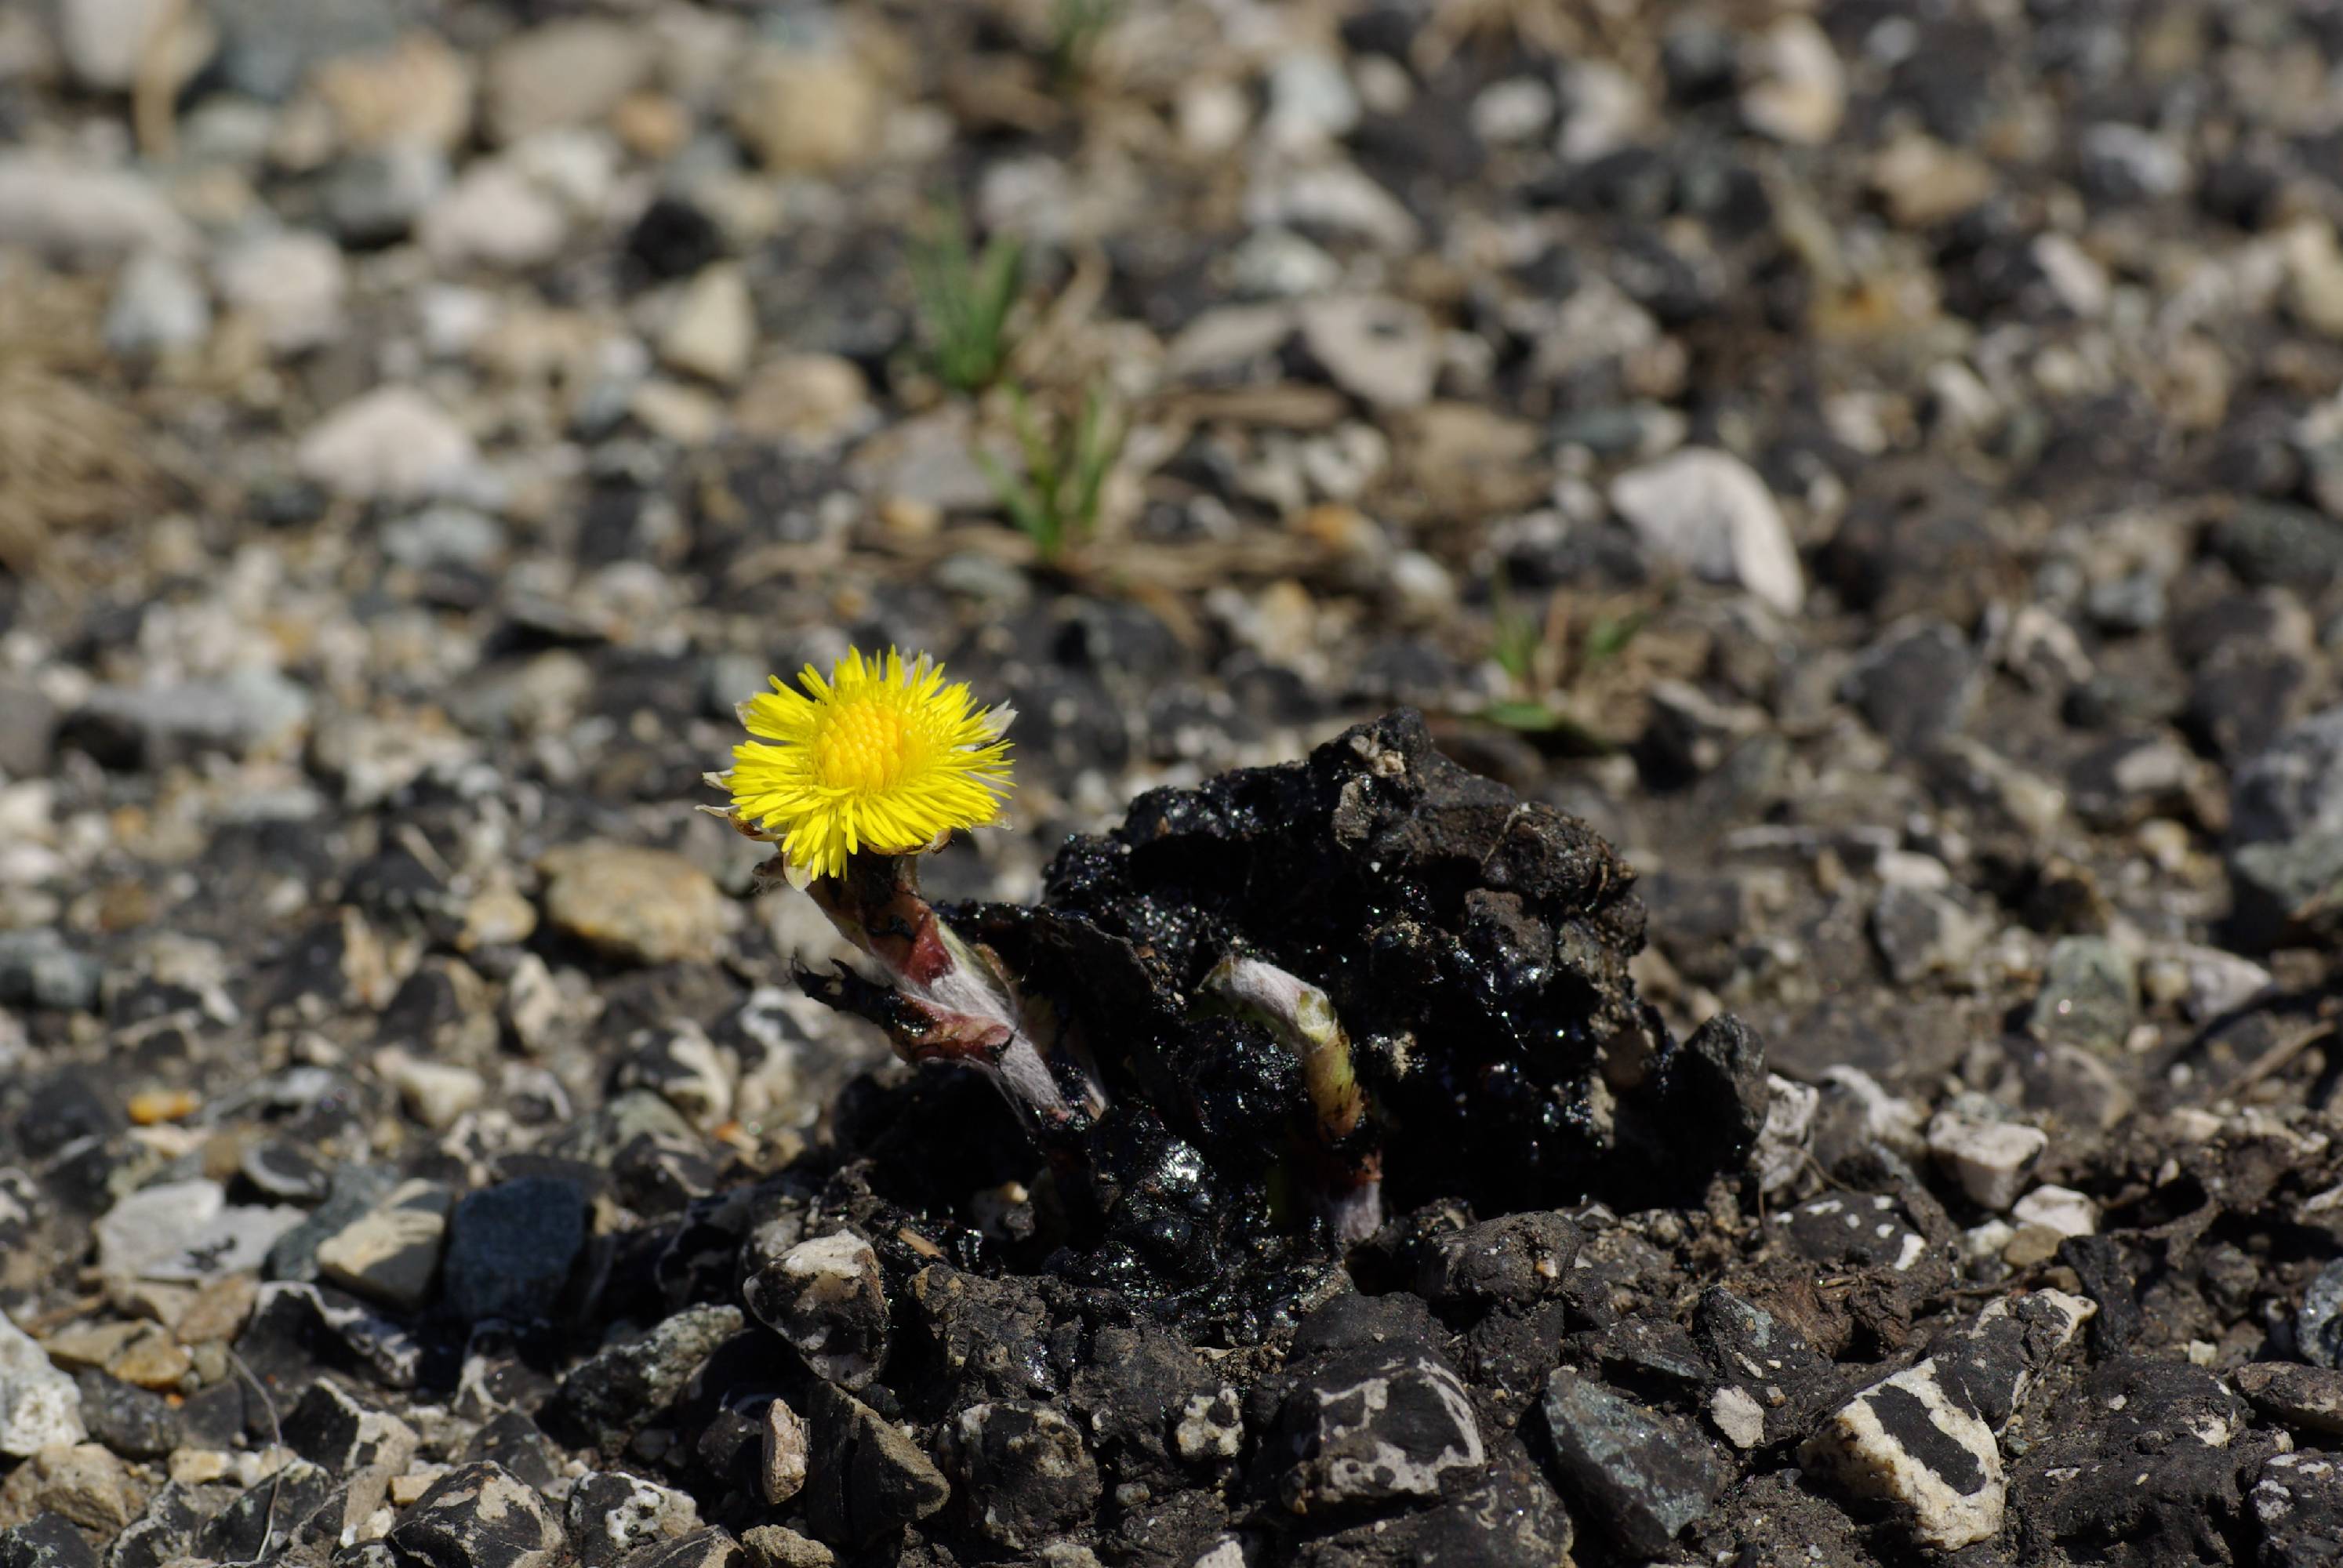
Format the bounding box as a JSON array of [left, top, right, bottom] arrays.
[[8, 0, 2343, 1563]]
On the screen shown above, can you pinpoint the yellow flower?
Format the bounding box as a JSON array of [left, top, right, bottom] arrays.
[[712, 648, 1014, 886]]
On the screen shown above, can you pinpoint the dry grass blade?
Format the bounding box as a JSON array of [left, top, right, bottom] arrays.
[[0, 267, 163, 574]]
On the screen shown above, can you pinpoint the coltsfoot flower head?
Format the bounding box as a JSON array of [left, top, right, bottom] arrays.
[[710, 648, 1014, 887]]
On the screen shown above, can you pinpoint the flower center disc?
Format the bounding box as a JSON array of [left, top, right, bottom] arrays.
[[816, 703, 915, 792]]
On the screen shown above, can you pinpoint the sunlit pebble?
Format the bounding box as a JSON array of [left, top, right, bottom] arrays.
[[128, 1088, 201, 1125]]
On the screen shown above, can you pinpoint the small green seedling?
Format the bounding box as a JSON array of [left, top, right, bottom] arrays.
[[1477, 566, 1642, 748], [975, 383, 1124, 568], [910, 207, 1023, 394]]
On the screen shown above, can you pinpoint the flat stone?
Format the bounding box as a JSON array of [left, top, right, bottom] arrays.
[[845, 406, 1001, 512], [96, 1180, 303, 1284], [800, 1378, 950, 1548], [420, 160, 569, 271], [2028, 937, 2138, 1051], [213, 230, 346, 355], [1298, 296, 1439, 411], [659, 265, 757, 386], [743, 1232, 888, 1390], [485, 20, 648, 145], [2011, 1185, 2096, 1240], [103, 250, 210, 357], [2232, 831, 2343, 951], [1844, 619, 1980, 754], [205, 0, 397, 100], [297, 387, 478, 502], [0, 1313, 85, 1458], [556, 1305, 744, 1458], [314, 1179, 453, 1314], [1801, 1291, 2092, 1550], [377, 1048, 485, 1131], [728, 49, 881, 174], [0, 934, 101, 1014], [1611, 448, 1804, 615], [281, 1379, 420, 1479], [620, 1528, 743, 1568], [70, 1371, 176, 1460], [739, 1525, 833, 1568], [0, 1511, 100, 1568], [2237, 1363, 2343, 1436], [312, 32, 473, 152], [539, 840, 728, 966], [70, 666, 313, 768], [383, 1461, 562, 1568], [732, 354, 873, 448], [1539, 1367, 1730, 1556], [0, 155, 197, 268], [1872, 884, 1984, 985], [0, 1442, 143, 1537], [937, 1401, 1100, 1552], [2234, 707, 2343, 847], [442, 1177, 589, 1325], [566, 1470, 701, 1568], [1927, 1109, 2049, 1212]]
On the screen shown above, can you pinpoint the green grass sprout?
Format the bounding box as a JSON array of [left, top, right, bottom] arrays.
[[910, 206, 1023, 394], [975, 383, 1124, 569]]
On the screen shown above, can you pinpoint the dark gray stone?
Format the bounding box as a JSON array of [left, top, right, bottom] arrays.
[[1842, 619, 1978, 753], [2253, 1450, 2343, 1568], [282, 1380, 418, 1476], [2232, 832, 2343, 952], [1265, 1342, 1486, 1516], [267, 1164, 401, 1283], [2298, 1260, 2343, 1370], [0, 1515, 97, 1568], [464, 1411, 562, 1494], [2011, 1357, 2264, 1565], [240, 1140, 331, 1203], [565, 1472, 701, 1568], [324, 147, 447, 246], [2210, 503, 2343, 594], [1773, 1192, 1927, 1272], [383, 1461, 562, 1568], [2237, 1363, 2343, 1436], [1692, 1287, 1844, 1447], [443, 1177, 588, 1325], [197, 1460, 336, 1563], [1290, 1445, 1574, 1568], [937, 1400, 1101, 1551], [742, 1231, 888, 1388], [0, 932, 102, 1013], [1538, 1367, 1731, 1555], [2027, 936, 2137, 1051], [800, 1378, 951, 1548], [555, 1305, 743, 1458], [1408, 1212, 1581, 1315], [71, 1370, 179, 1460], [104, 1483, 205, 1568], [616, 1530, 743, 1568], [2234, 707, 2343, 847]]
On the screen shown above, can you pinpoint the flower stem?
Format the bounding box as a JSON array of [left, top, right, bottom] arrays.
[[1201, 955, 1382, 1243], [779, 851, 1106, 1134]]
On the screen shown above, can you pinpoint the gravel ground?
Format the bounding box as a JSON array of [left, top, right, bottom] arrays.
[[7, 1, 2343, 1565]]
